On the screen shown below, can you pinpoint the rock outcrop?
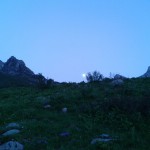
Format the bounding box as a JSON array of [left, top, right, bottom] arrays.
[[1, 56, 34, 76], [0, 60, 4, 70], [140, 66, 150, 78], [114, 74, 127, 80], [0, 56, 47, 87], [111, 79, 124, 86], [0, 141, 24, 150]]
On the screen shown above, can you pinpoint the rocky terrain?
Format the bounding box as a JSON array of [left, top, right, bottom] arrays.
[[140, 66, 150, 77], [0, 56, 150, 87], [0, 56, 35, 76], [0, 56, 149, 150], [0, 56, 48, 87], [0, 56, 34, 76]]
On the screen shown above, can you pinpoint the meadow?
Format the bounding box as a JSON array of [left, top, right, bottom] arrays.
[[0, 78, 149, 150]]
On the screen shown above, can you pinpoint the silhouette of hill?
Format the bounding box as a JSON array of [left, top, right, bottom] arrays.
[[0, 56, 46, 88]]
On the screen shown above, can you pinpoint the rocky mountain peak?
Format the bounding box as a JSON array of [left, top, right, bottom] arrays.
[[5, 56, 25, 67], [0, 60, 4, 70], [140, 66, 150, 78], [1, 56, 34, 76], [147, 66, 150, 72]]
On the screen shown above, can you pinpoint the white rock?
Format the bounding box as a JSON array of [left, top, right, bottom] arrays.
[[91, 138, 113, 144], [91, 133, 118, 144], [62, 107, 67, 113], [44, 105, 51, 109], [111, 79, 124, 86], [100, 134, 110, 138], [114, 74, 126, 80], [2, 129, 20, 137], [0, 141, 24, 150], [6, 123, 20, 129]]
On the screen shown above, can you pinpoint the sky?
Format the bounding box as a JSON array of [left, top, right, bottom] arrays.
[[0, 0, 150, 82]]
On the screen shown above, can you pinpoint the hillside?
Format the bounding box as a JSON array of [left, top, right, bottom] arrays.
[[0, 56, 48, 88], [0, 78, 149, 150]]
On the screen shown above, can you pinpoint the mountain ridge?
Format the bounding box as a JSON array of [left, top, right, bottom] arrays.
[[0, 56, 48, 87], [0, 56, 34, 76]]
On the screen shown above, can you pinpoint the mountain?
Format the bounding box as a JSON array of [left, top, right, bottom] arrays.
[[1, 56, 34, 76], [0, 60, 4, 70], [140, 66, 150, 78], [0, 56, 46, 87]]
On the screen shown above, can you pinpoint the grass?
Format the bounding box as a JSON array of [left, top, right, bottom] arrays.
[[0, 78, 149, 149]]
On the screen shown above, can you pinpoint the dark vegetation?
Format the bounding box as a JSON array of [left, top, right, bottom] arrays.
[[0, 72, 32, 88], [0, 72, 149, 149], [86, 71, 104, 82]]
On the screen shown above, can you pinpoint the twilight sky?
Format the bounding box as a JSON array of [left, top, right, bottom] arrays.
[[0, 0, 150, 82]]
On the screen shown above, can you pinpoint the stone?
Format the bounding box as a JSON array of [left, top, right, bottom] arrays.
[[140, 66, 150, 77], [0, 141, 24, 150], [44, 105, 51, 109], [91, 134, 118, 144], [2, 129, 20, 137], [91, 138, 112, 144], [62, 107, 67, 113], [6, 123, 20, 129], [59, 132, 70, 137], [36, 139, 48, 145], [111, 79, 124, 86], [100, 134, 111, 139], [114, 74, 126, 80]]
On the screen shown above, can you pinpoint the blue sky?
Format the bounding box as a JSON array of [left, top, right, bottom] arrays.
[[0, 0, 150, 82]]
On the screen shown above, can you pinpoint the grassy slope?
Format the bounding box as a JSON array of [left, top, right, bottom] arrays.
[[0, 73, 33, 88], [0, 78, 149, 150]]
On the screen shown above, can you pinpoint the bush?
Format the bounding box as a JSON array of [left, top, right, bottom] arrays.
[[86, 71, 104, 82]]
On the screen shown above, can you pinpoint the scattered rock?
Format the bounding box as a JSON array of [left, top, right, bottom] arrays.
[[0, 141, 24, 150], [36, 97, 49, 105], [36, 139, 48, 145], [59, 132, 70, 137], [2, 129, 20, 137], [91, 138, 112, 144], [91, 134, 118, 144], [6, 123, 20, 129], [100, 134, 111, 139], [44, 105, 51, 109], [111, 79, 124, 86], [62, 107, 68, 113], [114, 74, 126, 80]]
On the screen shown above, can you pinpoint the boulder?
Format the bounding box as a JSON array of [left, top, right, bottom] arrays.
[[114, 74, 126, 80], [6, 123, 20, 129], [59, 132, 70, 137], [2, 129, 20, 137], [91, 134, 118, 144], [62, 107, 68, 113], [111, 79, 124, 86], [0, 141, 23, 150], [44, 105, 51, 109]]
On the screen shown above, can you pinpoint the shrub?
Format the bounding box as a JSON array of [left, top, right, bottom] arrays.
[[86, 71, 104, 82]]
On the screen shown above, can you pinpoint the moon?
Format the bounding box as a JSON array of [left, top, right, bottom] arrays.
[[82, 73, 86, 78]]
